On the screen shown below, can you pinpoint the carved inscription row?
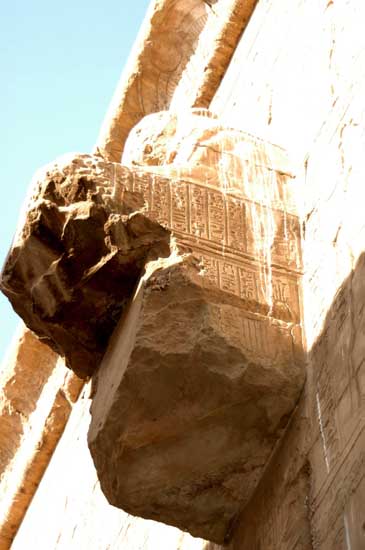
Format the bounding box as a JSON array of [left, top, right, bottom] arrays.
[[127, 172, 301, 270], [117, 170, 302, 323]]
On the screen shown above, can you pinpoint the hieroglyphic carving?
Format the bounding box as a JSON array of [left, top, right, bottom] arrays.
[[271, 210, 302, 269], [240, 316, 271, 357], [272, 275, 301, 322], [90, 108, 304, 542], [124, 169, 302, 324], [203, 305, 295, 362], [207, 190, 226, 244], [310, 270, 365, 501], [150, 176, 171, 223], [200, 255, 219, 288], [127, 171, 301, 269], [238, 265, 257, 301], [189, 184, 208, 238], [310, 429, 365, 549], [316, 359, 341, 467], [121, 144, 302, 366], [226, 196, 246, 251], [171, 181, 189, 233], [122, 110, 297, 214], [131, 170, 152, 205], [219, 261, 240, 296], [307, 259, 365, 550]]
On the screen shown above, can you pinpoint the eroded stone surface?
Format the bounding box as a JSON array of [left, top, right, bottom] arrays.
[[87, 112, 304, 543], [88, 255, 305, 544], [122, 110, 302, 327], [123, 109, 296, 203], [0, 154, 170, 378], [5, 0, 365, 547], [12, 385, 210, 550], [1, 112, 305, 543], [1, 113, 301, 380], [95, 0, 258, 162]]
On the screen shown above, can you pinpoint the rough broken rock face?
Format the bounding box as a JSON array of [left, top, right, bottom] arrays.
[[88, 256, 305, 544], [0, 154, 171, 377], [1, 110, 305, 543], [87, 111, 305, 543]]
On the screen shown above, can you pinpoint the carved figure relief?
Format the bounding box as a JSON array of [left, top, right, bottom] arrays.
[[135, 2, 208, 114]]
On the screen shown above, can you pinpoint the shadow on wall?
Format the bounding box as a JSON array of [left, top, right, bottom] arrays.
[[202, 252, 365, 549]]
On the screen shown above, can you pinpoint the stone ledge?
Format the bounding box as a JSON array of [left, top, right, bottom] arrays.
[[1, 116, 305, 542], [88, 256, 305, 544], [95, 0, 259, 162]]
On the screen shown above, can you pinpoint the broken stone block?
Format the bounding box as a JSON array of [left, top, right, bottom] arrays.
[[1, 114, 301, 379], [87, 111, 305, 543], [1, 111, 305, 543], [0, 154, 171, 378], [88, 255, 305, 544]]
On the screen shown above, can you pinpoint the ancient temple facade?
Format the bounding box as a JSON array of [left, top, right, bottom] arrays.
[[0, 1, 364, 549]]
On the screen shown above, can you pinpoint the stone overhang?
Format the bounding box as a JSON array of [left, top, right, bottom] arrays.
[[0, 111, 305, 543]]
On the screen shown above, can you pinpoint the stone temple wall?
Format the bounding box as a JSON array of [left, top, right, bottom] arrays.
[[2, 0, 365, 549], [211, 1, 365, 548]]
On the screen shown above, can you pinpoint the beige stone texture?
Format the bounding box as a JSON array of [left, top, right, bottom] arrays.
[[1, 110, 302, 369], [1, 0, 260, 540], [88, 254, 304, 543], [95, 0, 258, 162], [0, 154, 171, 378], [0, 326, 83, 548], [123, 109, 296, 196], [1, 103, 304, 542], [3, 0, 365, 548], [0, 327, 56, 480], [87, 110, 304, 542], [208, 1, 365, 548], [168, 0, 259, 111]]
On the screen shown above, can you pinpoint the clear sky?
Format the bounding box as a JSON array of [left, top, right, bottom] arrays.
[[0, 0, 151, 364]]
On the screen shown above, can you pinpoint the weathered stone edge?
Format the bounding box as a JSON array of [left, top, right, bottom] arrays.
[[94, 0, 259, 162]]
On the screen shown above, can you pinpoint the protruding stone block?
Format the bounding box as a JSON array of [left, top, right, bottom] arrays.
[[1, 111, 305, 543], [0, 154, 170, 378], [88, 255, 305, 544], [87, 110, 305, 543]]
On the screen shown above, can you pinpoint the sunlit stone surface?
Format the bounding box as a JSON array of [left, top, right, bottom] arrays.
[[1, 110, 305, 542], [88, 111, 305, 543], [0, 155, 171, 378]]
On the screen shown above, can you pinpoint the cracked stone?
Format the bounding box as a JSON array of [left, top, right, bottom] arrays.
[[0, 154, 171, 378], [88, 256, 305, 544], [1, 112, 305, 543]]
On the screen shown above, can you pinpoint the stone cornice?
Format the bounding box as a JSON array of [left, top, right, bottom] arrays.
[[94, 0, 258, 162]]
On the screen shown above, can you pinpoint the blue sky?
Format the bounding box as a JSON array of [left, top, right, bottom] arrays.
[[1, 0, 151, 363]]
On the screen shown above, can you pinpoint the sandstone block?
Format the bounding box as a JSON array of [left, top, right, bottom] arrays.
[[95, 0, 258, 162], [122, 109, 296, 209], [88, 255, 305, 544], [0, 154, 170, 378], [87, 110, 305, 543], [1, 111, 305, 542]]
